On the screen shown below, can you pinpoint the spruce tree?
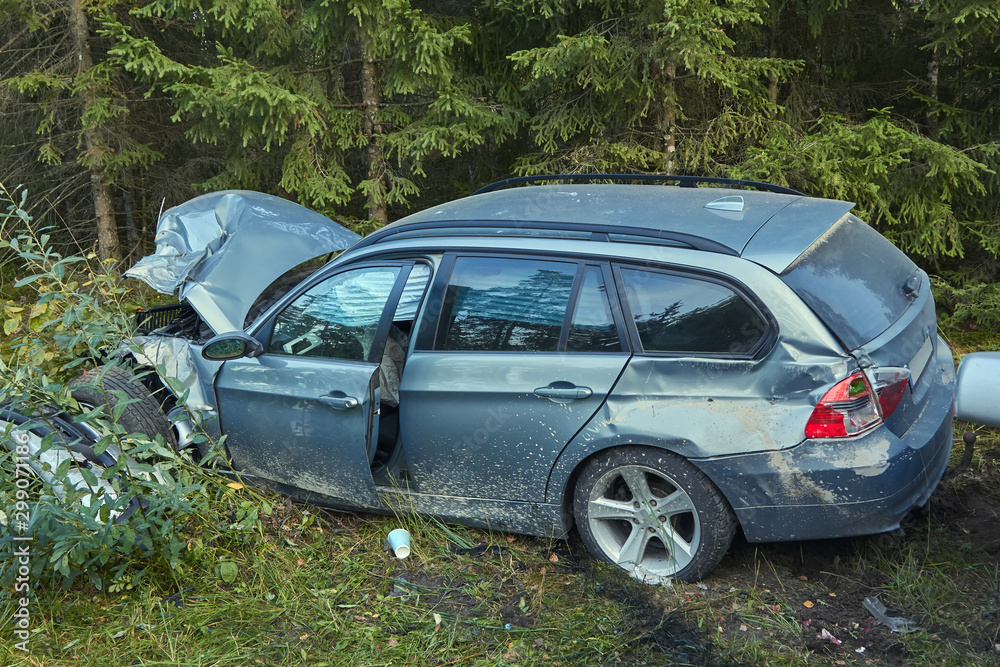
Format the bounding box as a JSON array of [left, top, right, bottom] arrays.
[[1, 0, 165, 263], [107, 0, 520, 226], [500, 0, 798, 175]]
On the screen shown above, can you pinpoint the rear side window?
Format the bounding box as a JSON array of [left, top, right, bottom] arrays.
[[438, 257, 576, 351], [567, 266, 621, 352], [619, 268, 767, 355], [781, 215, 918, 350]]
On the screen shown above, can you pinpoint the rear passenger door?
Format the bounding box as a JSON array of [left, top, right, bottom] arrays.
[[400, 255, 631, 502]]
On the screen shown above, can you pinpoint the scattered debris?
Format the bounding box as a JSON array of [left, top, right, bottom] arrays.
[[386, 528, 411, 559], [862, 596, 921, 634], [818, 628, 842, 645]]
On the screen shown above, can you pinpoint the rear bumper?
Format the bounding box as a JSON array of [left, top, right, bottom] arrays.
[[696, 340, 956, 543]]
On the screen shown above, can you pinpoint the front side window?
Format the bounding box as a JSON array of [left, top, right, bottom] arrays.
[[619, 268, 766, 355], [269, 266, 401, 360], [438, 257, 577, 352]]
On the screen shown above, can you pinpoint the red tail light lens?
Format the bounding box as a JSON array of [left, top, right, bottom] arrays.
[[805, 371, 882, 439], [871, 367, 910, 419]]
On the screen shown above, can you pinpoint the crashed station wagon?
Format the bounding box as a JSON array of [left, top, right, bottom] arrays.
[[112, 175, 957, 582]]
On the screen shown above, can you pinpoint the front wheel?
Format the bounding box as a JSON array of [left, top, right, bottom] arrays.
[[70, 365, 176, 449], [573, 447, 736, 583]]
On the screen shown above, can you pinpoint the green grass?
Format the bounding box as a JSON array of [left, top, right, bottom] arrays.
[[7, 435, 1000, 667], [2, 500, 729, 666]]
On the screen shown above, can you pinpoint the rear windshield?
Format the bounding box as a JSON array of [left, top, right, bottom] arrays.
[[780, 214, 918, 350]]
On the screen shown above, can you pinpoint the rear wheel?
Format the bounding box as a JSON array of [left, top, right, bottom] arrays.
[[573, 447, 736, 583], [70, 366, 176, 449]]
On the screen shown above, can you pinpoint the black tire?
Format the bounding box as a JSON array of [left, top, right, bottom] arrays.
[[573, 447, 736, 583], [70, 366, 176, 449]]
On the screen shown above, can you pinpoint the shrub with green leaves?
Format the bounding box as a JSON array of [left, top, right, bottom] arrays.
[[0, 183, 258, 592]]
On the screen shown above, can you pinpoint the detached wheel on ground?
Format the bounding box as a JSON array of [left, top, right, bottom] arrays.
[[573, 447, 736, 583], [70, 365, 176, 449], [0, 407, 138, 517]]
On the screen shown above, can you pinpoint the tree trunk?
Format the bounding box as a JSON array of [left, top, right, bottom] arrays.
[[123, 188, 141, 265], [360, 31, 388, 226], [67, 0, 121, 265], [660, 61, 677, 174], [768, 0, 779, 117], [927, 51, 939, 138]]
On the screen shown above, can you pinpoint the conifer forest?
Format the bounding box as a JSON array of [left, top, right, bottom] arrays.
[[2, 0, 999, 321]]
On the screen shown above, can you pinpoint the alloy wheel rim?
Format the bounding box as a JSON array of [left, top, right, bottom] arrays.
[[587, 464, 701, 581]]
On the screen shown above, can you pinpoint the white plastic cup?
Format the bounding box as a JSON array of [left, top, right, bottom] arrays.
[[386, 528, 411, 559]]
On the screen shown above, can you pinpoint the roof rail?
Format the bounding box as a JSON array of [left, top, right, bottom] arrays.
[[474, 173, 805, 197], [356, 220, 739, 255]]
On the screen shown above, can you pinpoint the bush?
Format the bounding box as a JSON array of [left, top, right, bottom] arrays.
[[0, 183, 257, 591]]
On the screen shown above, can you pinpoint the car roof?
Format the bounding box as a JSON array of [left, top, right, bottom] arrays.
[[361, 184, 855, 272]]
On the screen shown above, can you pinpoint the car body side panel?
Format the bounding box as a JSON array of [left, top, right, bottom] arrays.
[[131, 336, 221, 414], [381, 490, 567, 538], [546, 342, 847, 502], [214, 355, 382, 506], [263, 478, 568, 538], [545, 267, 850, 503]]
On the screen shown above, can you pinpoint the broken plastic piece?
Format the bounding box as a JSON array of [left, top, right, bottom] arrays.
[[862, 596, 921, 633], [818, 628, 842, 645]]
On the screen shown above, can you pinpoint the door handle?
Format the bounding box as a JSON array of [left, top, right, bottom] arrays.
[[533, 383, 593, 400], [318, 392, 360, 410]]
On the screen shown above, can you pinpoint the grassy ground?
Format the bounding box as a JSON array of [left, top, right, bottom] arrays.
[[4, 426, 1000, 667], [4, 498, 732, 667]]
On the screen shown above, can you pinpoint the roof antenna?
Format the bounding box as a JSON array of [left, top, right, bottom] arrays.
[[156, 197, 166, 226]]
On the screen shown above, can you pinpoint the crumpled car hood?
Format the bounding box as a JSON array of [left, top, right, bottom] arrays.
[[126, 191, 360, 333]]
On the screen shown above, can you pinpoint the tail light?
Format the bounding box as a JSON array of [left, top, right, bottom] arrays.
[[806, 371, 881, 438], [805, 368, 911, 439], [871, 367, 910, 419]]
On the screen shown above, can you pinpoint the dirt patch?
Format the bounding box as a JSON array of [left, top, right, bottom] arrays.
[[388, 568, 489, 619], [928, 482, 1000, 555], [679, 478, 1000, 665]]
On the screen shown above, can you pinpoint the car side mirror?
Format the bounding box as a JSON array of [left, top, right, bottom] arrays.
[[202, 332, 265, 361]]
